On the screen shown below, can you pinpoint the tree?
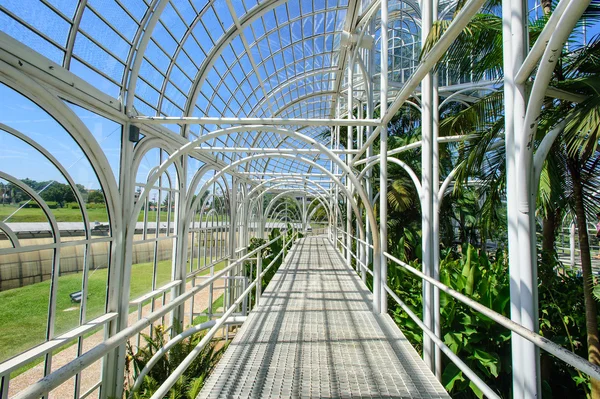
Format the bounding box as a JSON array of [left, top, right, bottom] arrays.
[[88, 190, 105, 204], [425, 3, 600, 396]]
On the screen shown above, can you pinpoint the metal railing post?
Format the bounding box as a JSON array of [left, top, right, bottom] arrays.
[[256, 250, 262, 306]]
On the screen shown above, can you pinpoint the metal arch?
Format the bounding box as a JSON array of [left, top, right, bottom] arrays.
[[268, 200, 302, 222], [242, 177, 339, 226], [186, 165, 232, 213], [439, 85, 498, 109], [245, 92, 335, 177], [224, 0, 276, 117], [358, 157, 423, 200], [257, 184, 334, 220], [198, 6, 349, 118], [0, 221, 20, 248], [131, 138, 184, 191], [273, 92, 337, 118], [329, 0, 361, 119], [272, 208, 301, 225], [119, 0, 160, 102], [247, 68, 340, 117], [356, 0, 422, 31], [63, 0, 88, 69], [125, 0, 170, 115], [0, 123, 93, 241], [244, 176, 333, 199], [248, 184, 336, 222], [182, 0, 345, 120], [155, 2, 222, 120], [264, 192, 303, 221], [182, 153, 363, 238], [307, 201, 332, 225], [0, 171, 62, 342], [130, 125, 382, 311], [0, 69, 122, 231]]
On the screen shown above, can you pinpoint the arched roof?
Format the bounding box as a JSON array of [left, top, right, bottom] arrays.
[[0, 0, 365, 179]]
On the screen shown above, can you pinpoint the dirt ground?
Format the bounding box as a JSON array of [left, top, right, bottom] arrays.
[[8, 279, 223, 398]]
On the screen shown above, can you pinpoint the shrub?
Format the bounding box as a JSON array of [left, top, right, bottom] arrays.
[[125, 324, 227, 399], [46, 201, 59, 209], [68, 202, 80, 209], [18, 201, 39, 209]]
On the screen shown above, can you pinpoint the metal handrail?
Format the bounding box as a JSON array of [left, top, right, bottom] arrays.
[[12, 231, 296, 399], [337, 231, 600, 391], [148, 232, 298, 399], [382, 251, 600, 380], [127, 316, 247, 398]]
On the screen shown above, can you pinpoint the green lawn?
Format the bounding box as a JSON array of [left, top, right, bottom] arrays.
[[0, 258, 227, 369], [0, 204, 229, 223]]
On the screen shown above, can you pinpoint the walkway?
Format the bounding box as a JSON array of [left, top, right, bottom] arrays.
[[199, 236, 450, 398]]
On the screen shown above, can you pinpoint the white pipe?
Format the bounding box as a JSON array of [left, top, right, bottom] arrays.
[[383, 252, 600, 381], [516, 2, 590, 396], [379, 0, 388, 315], [128, 317, 247, 397], [384, 285, 501, 399], [133, 116, 381, 126], [515, 0, 571, 85]]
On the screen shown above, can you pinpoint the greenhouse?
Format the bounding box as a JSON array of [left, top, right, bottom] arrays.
[[1, 0, 600, 398]]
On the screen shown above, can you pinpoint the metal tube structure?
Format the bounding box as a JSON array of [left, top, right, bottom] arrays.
[[2, 1, 598, 398], [133, 116, 381, 126], [421, 0, 435, 371], [347, 55, 354, 270], [378, 0, 388, 315]]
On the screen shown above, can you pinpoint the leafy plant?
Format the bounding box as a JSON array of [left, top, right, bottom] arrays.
[[125, 325, 228, 399]]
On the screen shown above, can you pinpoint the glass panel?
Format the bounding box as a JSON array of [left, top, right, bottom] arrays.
[[155, 237, 173, 288], [0, 249, 52, 362], [129, 242, 155, 300], [85, 241, 110, 321]]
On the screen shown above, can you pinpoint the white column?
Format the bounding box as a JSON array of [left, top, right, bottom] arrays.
[[347, 56, 354, 270], [103, 122, 135, 399], [421, 0, 435, 370], [378, 0, 389, 315]]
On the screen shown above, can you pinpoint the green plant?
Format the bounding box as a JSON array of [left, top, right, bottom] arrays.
[[125, 324, 228, 399]]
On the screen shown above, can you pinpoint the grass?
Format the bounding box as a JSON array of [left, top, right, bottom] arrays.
[[0, 204, 229, 223], [0, 258, 227, 372], [192, 295, 225, 325]]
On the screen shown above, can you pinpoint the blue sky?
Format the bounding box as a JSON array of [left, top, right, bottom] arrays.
[[1, 0, 599, 195]]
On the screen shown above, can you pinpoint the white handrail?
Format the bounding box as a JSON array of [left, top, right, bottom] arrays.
[[383, 285, 500, 399], [128, 316, 247, 398], [148, 233, 298, 399], [382, 251, 600, 380], [12, 232, 294, 399]]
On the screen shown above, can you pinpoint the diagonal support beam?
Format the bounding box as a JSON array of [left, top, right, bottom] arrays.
[[352, 0, 488, 164]]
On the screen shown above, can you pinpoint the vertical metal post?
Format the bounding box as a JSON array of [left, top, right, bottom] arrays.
[[283, 231, 287, 260], [357, 99, 366, 282], [366, 19, 375, 271], [432, 74, 442, 380], [421, 0, 435, 370], [347, 52, 354, 271], [256, 249, 262, 306], [570, 223, 576, 267], [376, 0, 388, 315], [514, 0, 540, 391], [102, 122, 135, 399], [503, 0, 528, 396]]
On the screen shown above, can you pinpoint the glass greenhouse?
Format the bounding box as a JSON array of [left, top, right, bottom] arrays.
[[1, 0, 600, 398]]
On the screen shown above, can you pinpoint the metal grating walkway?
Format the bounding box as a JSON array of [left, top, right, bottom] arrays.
[[199, 236, 450, 399]]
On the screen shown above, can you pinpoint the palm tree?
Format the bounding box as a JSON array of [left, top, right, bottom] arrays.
[[425, 2, 600, 396]]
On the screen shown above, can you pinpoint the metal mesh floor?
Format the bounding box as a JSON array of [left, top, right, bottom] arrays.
[[199, 236, 450, 398]]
